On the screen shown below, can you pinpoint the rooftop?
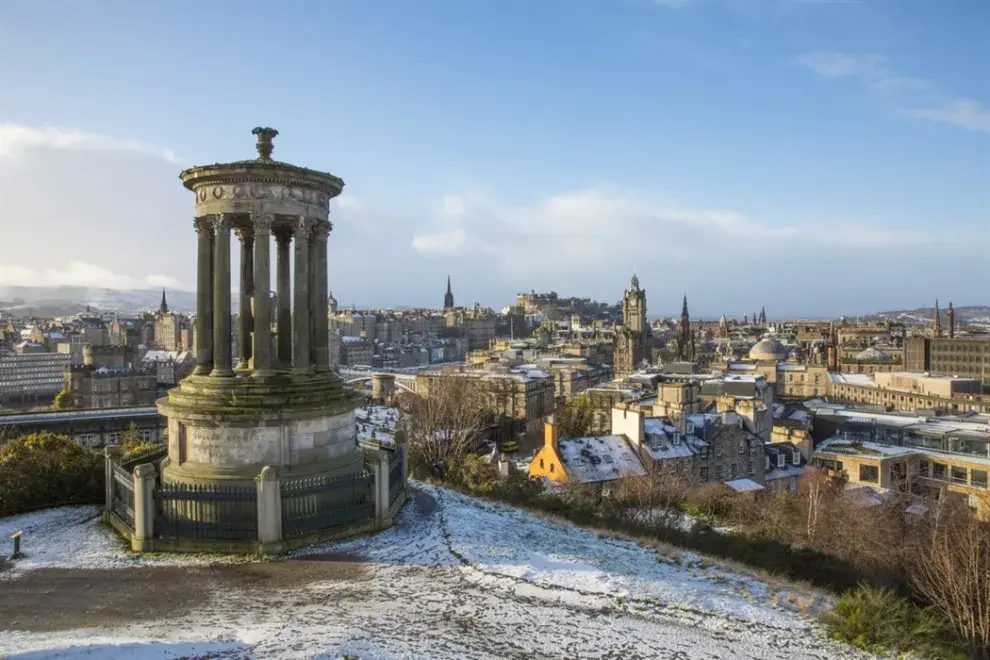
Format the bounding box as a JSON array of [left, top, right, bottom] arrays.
[[557, 434, 647, 484]]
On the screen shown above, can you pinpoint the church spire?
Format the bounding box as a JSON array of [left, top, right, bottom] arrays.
[[933, 299, 942, 338], [443, 275, 455, 311], [159, 288, 168, 314]]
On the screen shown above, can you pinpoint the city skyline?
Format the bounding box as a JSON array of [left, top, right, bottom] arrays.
[[1, 0, 987, 317]]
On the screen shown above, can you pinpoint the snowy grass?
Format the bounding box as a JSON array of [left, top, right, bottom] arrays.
[[0, 506, 263, 580], [0, 486, 876, 659]]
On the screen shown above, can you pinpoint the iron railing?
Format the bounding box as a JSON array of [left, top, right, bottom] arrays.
[[155, 482, 258, 541], [121, 444, 167, 472], [388, 445, 405, 507], [281, 473, 373, 537], [111, 463, 135, 528]]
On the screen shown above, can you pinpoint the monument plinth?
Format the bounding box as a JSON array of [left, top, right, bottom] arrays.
[[157, 128, 363, 487]]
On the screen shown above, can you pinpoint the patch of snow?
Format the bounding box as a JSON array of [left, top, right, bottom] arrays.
[[1, 486, 876, 659]]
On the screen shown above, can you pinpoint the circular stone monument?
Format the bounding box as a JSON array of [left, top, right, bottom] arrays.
[[157, 128, 364, 487]]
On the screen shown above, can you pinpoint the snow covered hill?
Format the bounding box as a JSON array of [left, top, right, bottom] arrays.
[[0, 486, 875, 660]]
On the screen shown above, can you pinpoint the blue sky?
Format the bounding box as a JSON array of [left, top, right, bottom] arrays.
[[0, 0, 987, 318]]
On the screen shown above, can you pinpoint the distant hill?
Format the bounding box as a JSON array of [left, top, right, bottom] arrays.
[[0, 285, 197, 316], [867, 305, 990, 325]]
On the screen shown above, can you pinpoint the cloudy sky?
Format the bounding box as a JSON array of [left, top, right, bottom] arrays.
[[0, 0, 987, 318]]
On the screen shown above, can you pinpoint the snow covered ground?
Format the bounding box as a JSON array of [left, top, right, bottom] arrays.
[[0, 486, 875, 660]]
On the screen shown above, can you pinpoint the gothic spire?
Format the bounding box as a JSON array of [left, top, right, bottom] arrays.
[[933, 299, 942, 337], [443, 275, 455, 311], [159, 288, 168, 314]]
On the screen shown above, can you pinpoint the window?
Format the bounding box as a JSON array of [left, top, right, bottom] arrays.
[[777, 454, 785, 468], [540, 458, 545, 469], [715, 465, 723, 480], [700, 466, 709, 482], [729, 463, 738, 479], [932, 463, 947, 481], [950, 466, 968, 485], [715, 442, 723, 457], [859, 464, 879, 483], [738, 440, 746, 454], [699, 447, 709, 459], [747, 460, 755, 475], [550, 463, 555, 473], [972, 470, 988, 489], [765, 455, 770, 470]]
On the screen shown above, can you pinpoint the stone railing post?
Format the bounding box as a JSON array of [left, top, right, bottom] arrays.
[[376, 450, 390, 525], [256, 466, 282, 550], [132, 463, 157, 551], [103, 445, 122, 517]]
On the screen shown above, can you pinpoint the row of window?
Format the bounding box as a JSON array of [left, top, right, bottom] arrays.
[[700, 461, 757, 482]]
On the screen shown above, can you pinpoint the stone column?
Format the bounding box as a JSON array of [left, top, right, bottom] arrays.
[[311, 220, 331, 371], [193, 218, 214, 375], [251, 214, 275, 377], [256, 466, 282, 548], [211, 214, 234, 377], [132, 463, 157, 551], [235, 225, 254, 371], [275, 229, 293, 369], [376, 450, 390, 526], [292, 216, 312, 375]]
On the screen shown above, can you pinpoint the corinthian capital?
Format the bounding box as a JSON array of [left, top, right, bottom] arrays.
[[311, 220, 332, 241], [252, 213, 274, 235], [293, 215, 314, 238], [193, 217, 212, 235], [212, 214, 233, 233]]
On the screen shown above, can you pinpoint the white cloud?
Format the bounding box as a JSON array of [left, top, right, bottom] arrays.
[[334, 195, 362, 210], [906, 99, 990, 134], [411, 229, 469, 255], [0, 123, 182, 163], [409, 188, 959, 277], [0, 262, 183, 290], [793, 52, 990, 133], [793, 52, 885, 78]]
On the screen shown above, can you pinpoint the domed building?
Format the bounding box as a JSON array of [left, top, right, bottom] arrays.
[[748, 337, 789, 362]]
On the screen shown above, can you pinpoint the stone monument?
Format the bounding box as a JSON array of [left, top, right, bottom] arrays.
[[157, 127, 364, 488]]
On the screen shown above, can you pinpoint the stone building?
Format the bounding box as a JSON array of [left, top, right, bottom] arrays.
[[612, 403, 767, 486], [827, 372, 990, 414], [812, 408, 990, 520], [0, 351, 71, 407], [65, 364, 157, 408], [154, 290, 182, 351], [613, 275, 651, 378], [903, 335, 990, 386]]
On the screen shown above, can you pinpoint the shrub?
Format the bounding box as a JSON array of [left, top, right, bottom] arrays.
[[821, 584, 966, 659], [0, 432, 104, 516]]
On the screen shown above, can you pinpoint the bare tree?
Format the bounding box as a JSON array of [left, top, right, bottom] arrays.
[[797, 467, 833, 548], [399, 374, 490, 480], [909, 492, 990, 658]]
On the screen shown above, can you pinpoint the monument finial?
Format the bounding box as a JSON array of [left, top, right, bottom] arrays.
[[252, 126, 279, 161]]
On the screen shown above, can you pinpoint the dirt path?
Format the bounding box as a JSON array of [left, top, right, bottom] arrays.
[[0, 558, 370, 633]]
